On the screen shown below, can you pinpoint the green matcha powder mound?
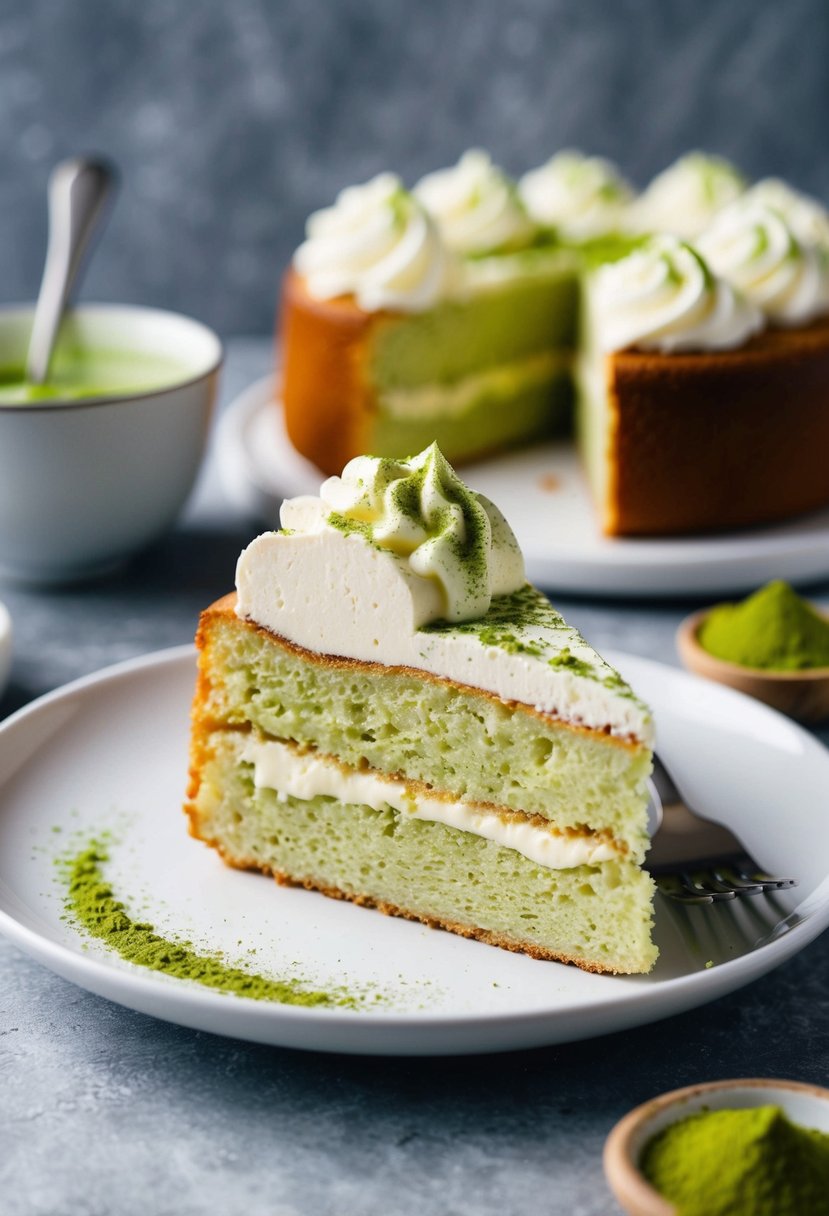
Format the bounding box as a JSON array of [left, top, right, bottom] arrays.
[[699, 580, 829, 671], [641, 1105, 829, 1216]]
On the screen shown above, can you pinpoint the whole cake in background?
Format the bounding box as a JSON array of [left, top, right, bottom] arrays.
[[186, 444, 657, 974], [279, 149, 829, 537]]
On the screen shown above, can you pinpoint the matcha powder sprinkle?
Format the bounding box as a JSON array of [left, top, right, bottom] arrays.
[[62, 841, 366, 1009]]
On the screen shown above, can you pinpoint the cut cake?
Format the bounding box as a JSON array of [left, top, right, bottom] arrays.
[[280, 150, 829, 537]]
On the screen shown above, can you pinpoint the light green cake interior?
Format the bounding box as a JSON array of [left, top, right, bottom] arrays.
[[355, 238, 644, 464], [199, 612, 651, 858], [370, 371, 572, 464], [575, 275, 613, 516], [370, 256, 579, 389], [195, 732, 658, 975], [361, 251, 579, 460]]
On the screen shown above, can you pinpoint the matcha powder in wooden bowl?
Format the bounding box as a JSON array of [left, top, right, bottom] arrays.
[[699, 580, 829, 671]]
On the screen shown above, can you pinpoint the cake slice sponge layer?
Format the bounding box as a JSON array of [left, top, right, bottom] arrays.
[[189, 732, 657, 975], [196, 607, 652, 858]]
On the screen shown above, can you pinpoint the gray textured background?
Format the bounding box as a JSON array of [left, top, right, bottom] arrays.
[[1, 0, 828, 334]]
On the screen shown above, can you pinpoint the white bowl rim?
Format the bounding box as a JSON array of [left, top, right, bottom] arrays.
[[0, 302, 224, 414]]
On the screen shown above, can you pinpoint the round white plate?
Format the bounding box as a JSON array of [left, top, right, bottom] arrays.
[[217, 376, 829, 598], [0, 599, 11, 699], [1, 646, 827, 1056]]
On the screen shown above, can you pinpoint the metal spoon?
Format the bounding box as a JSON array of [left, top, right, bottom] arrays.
[[26, 156, 117, 386]]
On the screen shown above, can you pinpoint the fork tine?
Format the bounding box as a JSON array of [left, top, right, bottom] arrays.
[[674, 872, 738, 901], [683, 871, 738, 901], [655, 875, 714, 904], [712, 866, 764, 894], [732, 863, 797, 891]]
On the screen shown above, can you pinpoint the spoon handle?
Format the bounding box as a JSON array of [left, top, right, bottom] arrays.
[[26, 157, 117, 385]]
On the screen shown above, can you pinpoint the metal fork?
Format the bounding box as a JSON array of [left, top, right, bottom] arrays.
[[646, 753, 797, 905]]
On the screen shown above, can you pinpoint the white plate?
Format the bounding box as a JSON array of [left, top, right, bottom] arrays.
[[1, 646, 828, 1056], [217, 376, 829, 598], [0, 599, 11, 699]]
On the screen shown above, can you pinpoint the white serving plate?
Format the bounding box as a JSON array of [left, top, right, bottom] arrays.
[[0, 600, 11, 699], [216, 375, 829, 599], [0, 646, 827, 1056]]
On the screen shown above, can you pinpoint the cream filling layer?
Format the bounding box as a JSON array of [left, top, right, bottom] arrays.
[[377, 350, 572, 420], [240, 737, 620, 870]]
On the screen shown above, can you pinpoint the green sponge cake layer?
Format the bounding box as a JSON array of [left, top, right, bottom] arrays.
[[368, 368, 572, 471], [190, 731, 657, 975], [369, 256, 578, 391], [196, 601, 651, 859]]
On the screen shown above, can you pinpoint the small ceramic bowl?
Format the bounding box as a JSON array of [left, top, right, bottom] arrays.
[[677, 607, 829, 724], [604, 1077, 829, 1216], [0, 304, 222, 584]]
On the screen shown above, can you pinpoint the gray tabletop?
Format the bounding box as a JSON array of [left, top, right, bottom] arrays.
[[2, 339, 828, 1216]]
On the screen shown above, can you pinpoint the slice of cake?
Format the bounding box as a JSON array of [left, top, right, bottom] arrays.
[[186, 444, 657, 974]]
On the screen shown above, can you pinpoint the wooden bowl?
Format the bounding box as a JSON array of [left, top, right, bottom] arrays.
[[604, 1077, 829, 1216], [677, 607, 829, 723]]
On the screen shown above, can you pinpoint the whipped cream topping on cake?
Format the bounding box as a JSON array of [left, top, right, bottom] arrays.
[[318, 444, 523, 622], [746, 179, 829, 253], [294, 173, 456, 312], [518, 150, 634, 240], [592, 235, 763, 352], [414, 150, 535, 255], [697, 200, 829, 325], [235, 445, 652, 742], [630, 152, 747, 239], [240, 738, 622, 869]]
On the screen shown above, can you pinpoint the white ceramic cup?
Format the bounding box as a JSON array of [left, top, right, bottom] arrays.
[[0, 304, 222, 584]]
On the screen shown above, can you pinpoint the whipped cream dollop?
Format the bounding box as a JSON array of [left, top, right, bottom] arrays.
[[630, 152, 747, 239], [319, 443, 524, 622], [697, 199, 829, 325], [294, 172, 456, 312], [518, 150, 634, 239], [745, 178, 829, 252], [414, 150, 536, 255], [592, 235, 764, 353]]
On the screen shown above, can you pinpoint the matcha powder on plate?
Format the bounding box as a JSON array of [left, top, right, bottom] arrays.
[[699, 580, 829, 671], [641, 1104, 829, 1216], [62, 840, 367, 1009]]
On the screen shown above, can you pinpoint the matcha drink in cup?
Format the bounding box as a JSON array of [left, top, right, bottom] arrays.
[[0, 303, 222, 584], [0, 157, 221, 583]]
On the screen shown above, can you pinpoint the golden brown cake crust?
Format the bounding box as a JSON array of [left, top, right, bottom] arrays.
[[280, 269, 392, 476], [604, 317, 829, 535]]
